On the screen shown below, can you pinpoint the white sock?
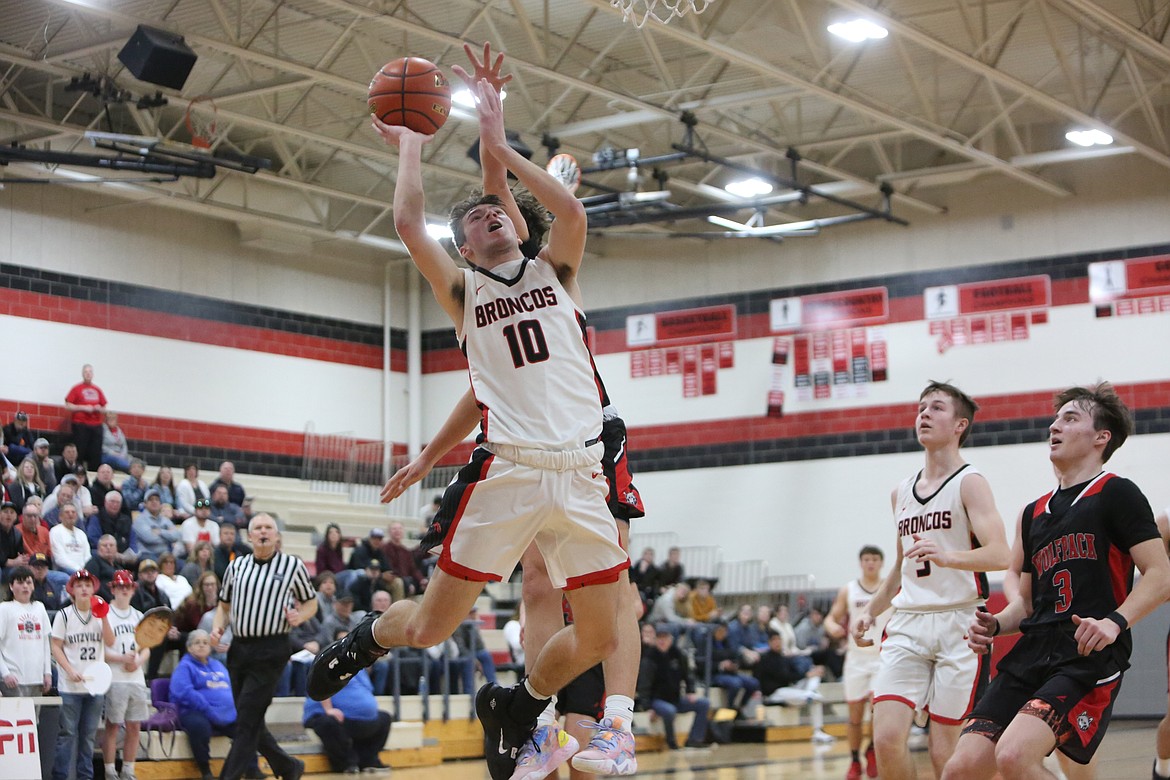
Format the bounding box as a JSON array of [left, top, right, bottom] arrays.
[[810, 702, 825, 731], [1156, 758, 1170, 778], [604, 695, 635, 730], [105, 764, 118, 777], [536, 701, 558, 728], [524, 677, 553, 701], [123, 762, 135, 773]]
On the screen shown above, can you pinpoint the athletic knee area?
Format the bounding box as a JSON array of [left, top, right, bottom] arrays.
[[402, 620, 448, 649]]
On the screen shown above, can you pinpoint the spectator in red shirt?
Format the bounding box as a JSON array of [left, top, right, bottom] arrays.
[[64, 363, 108, 470], [381, 521, 426, 596]]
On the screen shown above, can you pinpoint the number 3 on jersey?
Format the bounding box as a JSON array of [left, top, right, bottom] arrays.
[[502, 320, 550, 368], [1052, 569, 1072, 612]]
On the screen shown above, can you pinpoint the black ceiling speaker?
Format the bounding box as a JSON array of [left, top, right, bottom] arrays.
[[117, 25, 197, 91]]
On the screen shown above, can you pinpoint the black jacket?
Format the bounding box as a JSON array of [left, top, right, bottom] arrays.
[[636, 644, 694, 707], [346, 539, 389, 571], [85, 554, 119, 601], [99, 507, 135, 553], [5, 481, 44, 515], [131, 582, 166, 613]]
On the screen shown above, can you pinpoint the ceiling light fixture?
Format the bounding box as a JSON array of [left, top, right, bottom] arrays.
[[1065, 129, 1113, 147], [452, 87, 507, 108], [724, 177, 773, 198], [426, 222, 454, 241], [827, 19, 889, 42]]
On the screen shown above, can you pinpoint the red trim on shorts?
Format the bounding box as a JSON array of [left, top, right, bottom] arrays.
[[562, 559, 630, 590], [437, 556, 503, 583], [872, 694, 916, 710], [437, 453, 495, 577], [929, 712, 965, 726], [962, 645, 988, 717]]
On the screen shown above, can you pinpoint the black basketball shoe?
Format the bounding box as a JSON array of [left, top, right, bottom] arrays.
[[307, 610, 388, 700], [476, 682, 536, 780]]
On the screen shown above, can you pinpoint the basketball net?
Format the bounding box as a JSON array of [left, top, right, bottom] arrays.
[[184, 96, 219, 150], [610, 0, 716, 28]]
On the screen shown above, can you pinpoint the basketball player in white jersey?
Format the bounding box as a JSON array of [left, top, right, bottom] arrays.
[[825, 545, 890, 780], [310, 75, 633, 780], [854, 381, 1010, 779], [102, 570, 149, 780]]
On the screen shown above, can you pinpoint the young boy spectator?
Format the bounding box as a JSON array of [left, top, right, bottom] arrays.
[[0, 565, 53, 697], [51, 569, 114, 780], [103, 570, 149, 780]]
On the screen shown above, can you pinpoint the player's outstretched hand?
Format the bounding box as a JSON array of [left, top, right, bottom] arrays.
[[371, 116, 434, 148], [1071, 614, 1121, 656], [452, 42, 512, 93], [380, 457, 433, 504], [968, 610, 998, 655], [905, 533, 953, 568], [474, 79, 507, 151], [853, 612, 875, 647]]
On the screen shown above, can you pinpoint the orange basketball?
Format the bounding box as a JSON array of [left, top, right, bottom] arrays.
[[368, 57, 452, 134]]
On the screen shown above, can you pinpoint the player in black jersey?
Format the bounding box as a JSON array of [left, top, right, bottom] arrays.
[[941, 383, 1170, 780]]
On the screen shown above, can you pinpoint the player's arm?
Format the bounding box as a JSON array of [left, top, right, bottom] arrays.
[[452, 44, 529, 245], [1156, 510, 1170, 555], [822, 584, 850, 640], [473, 80, 587, 279], [905, 473, 1010, 572], [381, 388, 479, 503], [372, 120, 464, 325], [854, 489, 904, 646]]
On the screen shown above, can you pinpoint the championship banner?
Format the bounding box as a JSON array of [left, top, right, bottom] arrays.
[[0, 697, 41, 779], [770, 287, 888, 331], [625, 304, 736, 347], [626, 306, 738, 397], [1089, 256, 1170, 318], [924, 275, 1050, 352]]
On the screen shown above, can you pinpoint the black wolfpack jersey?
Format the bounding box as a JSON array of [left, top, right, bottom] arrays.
[[1019, 472, 1158, 656]]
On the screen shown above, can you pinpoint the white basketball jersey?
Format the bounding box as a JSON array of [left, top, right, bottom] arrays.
[[891, 464, 989, 611], [847, 579, 891, 655], [106, 605, 145, 684], [51, 606, 106, 694], [458, 259, 602, 451]]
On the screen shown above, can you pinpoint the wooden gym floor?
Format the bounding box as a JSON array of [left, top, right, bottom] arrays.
[[312, 718, 1158, 780]]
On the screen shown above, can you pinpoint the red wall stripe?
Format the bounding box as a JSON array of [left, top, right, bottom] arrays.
[[0, 290, 400, 371]]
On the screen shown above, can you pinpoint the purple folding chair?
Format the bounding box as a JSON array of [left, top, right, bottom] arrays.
[[140, 677, 181, 757]]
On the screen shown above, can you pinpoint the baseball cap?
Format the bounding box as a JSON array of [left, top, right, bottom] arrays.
[[15, 411, 28, 421], [365, 559, 383, 569], [33, 437, 50, 448], [29, 552, 49, 566], [194, 498, 211, 509], [138, 558, 159, 572], [0, 501, 16, 511], [336, 593, 355, 604], [111, 570, 137, 590], [370, 528, 385, 538], [60, 474, 80, 485], [144, 488, 161, 501]]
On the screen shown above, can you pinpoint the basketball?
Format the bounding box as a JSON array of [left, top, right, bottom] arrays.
[[368, 57, 452, 134]]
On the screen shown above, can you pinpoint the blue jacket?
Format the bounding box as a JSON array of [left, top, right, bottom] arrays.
[[303, 669, 379, 724], [171, 654, 237, 726]]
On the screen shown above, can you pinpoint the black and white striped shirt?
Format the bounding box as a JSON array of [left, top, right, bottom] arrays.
[[219, 551, 315, 639]]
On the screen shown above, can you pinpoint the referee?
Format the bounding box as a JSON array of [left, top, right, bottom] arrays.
[[210, 513, 316, 780]]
